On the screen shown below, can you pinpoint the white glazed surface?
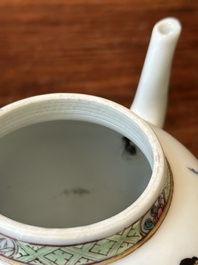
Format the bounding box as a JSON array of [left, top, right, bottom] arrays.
[[131, 17, 181, 128], [113, 127, 198, 264]]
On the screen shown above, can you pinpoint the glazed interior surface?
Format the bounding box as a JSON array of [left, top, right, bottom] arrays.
[[0, 120, 151, 228]]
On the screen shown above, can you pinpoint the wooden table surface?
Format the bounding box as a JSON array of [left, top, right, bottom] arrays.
[[0, 0, 197, 157]]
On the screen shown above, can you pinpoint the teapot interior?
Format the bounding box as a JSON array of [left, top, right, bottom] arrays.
[[0, 120, 151, 228]]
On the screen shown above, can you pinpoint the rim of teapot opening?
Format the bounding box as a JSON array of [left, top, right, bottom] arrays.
[[0, 93, 168, 245]]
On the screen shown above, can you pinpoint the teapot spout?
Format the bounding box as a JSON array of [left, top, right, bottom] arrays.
[[131, 18, 181, 128]]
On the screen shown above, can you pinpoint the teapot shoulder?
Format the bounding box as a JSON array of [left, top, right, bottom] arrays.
[[152, 126, 198, 171], [116, 127, 198, 265]]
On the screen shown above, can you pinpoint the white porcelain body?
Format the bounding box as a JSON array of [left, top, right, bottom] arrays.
[[114, 127, 198, 264], [131, 17, 181, 128]]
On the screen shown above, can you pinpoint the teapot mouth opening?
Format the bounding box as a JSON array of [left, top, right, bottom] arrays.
[[156, 17, 181, 36], [0, 93, 169, 245]]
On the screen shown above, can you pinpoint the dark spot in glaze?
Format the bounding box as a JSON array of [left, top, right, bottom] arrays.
[[188, 167, 198, 174], [122, 137, 136, 156], [180, 257, 198, 265], [63, 188, 90, 196]]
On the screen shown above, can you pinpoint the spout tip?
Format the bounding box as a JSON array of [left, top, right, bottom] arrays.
[[155, 17, 181, 38]]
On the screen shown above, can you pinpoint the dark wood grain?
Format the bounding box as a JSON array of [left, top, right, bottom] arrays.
[[0, 0, 197, 157]]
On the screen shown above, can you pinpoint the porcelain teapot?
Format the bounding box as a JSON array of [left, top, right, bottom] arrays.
[[0, 18, 197, 265]]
